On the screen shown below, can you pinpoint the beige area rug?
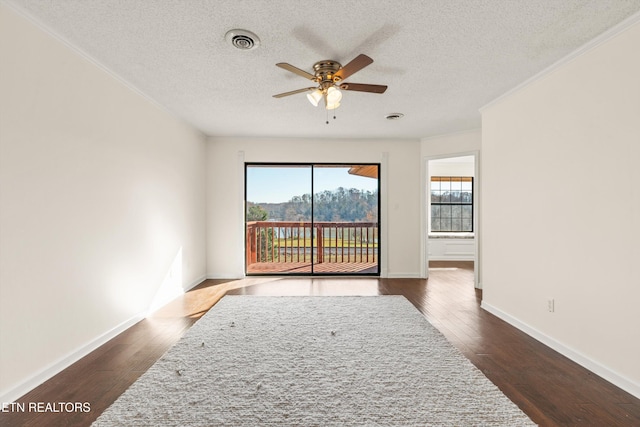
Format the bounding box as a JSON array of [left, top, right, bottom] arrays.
[[93, 295, 536, 426]]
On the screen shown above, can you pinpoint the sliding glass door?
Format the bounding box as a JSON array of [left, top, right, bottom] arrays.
[[245, 163, 379, 275], [312, 165, 379, 274], [245, 165, 313, 273]]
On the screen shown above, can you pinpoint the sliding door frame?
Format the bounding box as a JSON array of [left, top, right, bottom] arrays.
[[244, 162, 381, 276]]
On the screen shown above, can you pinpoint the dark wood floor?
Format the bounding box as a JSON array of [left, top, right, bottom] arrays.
[[2, 261, 638, 426]]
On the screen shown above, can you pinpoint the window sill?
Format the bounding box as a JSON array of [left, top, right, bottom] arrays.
[[428, 233, 474, 239]]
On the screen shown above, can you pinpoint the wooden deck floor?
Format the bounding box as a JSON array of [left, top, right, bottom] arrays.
[[246, 261, 378, 274]]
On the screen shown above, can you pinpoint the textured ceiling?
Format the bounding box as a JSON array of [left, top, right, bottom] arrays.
[[6, 0, 640, 139]]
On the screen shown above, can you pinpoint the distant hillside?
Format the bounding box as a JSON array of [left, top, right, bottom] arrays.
[[247, 188, 378, 222]]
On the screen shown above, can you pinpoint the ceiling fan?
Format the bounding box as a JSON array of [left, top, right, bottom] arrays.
[[273, 54, 387, 111]]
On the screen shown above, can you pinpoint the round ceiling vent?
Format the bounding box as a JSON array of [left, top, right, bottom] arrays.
[[385, 113, 404, 120], [225, 29, 260, 50]]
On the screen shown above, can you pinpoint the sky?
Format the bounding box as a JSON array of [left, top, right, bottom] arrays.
[[246, 165, 379, 203]]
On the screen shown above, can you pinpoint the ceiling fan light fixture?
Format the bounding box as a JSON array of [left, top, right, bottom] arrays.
[[307, 89, 323, 106], [326, 86, 342, 104], [273, 54, 386, 118], [325, 101, 340, 110]]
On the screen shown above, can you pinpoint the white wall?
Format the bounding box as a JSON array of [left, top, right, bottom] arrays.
[[428, 159, 475, 178], [206, 137, 422, 278], [420, 129, 481, 157], [481, 20, 640, 396], [0, 4, 207, 401]]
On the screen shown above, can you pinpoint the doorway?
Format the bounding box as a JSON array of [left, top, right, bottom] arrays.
[[425, 154, 479, 287], [245, 163, 380, 275]]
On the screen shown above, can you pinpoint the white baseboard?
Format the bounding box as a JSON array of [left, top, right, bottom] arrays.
[[481, 301, 640, 399], [1, 274, 209, 403], [147, 275, 210, 316], [0, 313, 144, 404], [185, 275, 207, 291], [386, 272, 422, 278], [207, 274, 244, 280]]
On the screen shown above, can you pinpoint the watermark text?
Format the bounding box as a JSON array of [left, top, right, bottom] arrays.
[[1, 401, 91, 413]]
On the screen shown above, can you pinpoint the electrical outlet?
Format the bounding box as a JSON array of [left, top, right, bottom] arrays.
[[547, 298, 555, 313]]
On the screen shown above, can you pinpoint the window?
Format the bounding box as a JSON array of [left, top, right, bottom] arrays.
[[430, 177, 473, 232]]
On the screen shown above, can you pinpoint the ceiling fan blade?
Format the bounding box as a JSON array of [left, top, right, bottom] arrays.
[[334, 54, 373, 81], [276, 63, 316, 80], [339, 83, 387, 94], [273, 87, 316, 98]]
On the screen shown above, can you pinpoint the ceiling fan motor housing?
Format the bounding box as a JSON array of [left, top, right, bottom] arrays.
[[313, 60, 342, 83]]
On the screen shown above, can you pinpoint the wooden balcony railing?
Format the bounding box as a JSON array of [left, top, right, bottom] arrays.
[[246, 221, 378, 266]]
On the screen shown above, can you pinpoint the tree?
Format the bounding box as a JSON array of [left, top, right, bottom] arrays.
[[247, 205, 268, 221], [246, 204, 273, 261], [248, 188, 378, 223]]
